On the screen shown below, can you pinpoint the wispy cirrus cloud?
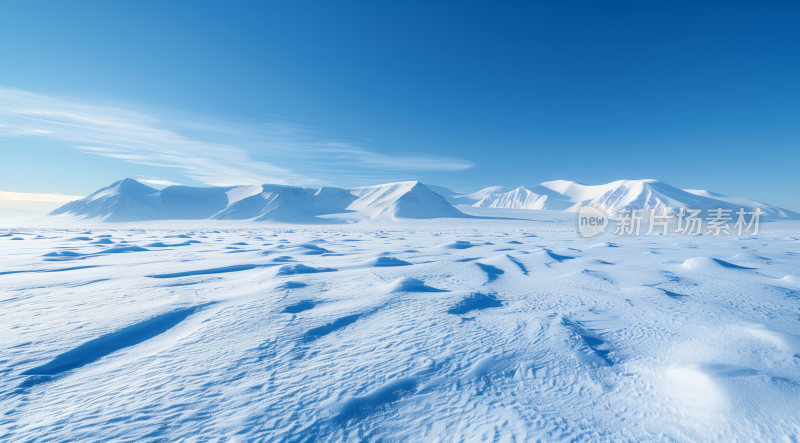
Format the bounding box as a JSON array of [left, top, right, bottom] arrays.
[[314, 142, 474, 171], [0, 87, 473, 187]]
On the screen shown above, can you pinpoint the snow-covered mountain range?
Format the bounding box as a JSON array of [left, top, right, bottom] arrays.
[[438, 179, 798, 219], [50, 179, 465, 222], [50, 178, 798, 222]]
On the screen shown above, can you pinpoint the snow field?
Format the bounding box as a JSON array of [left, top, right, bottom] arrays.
[[1, 219, 799, 440]]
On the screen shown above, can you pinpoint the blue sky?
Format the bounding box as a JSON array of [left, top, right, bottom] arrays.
[[1, 0, 798, 210]]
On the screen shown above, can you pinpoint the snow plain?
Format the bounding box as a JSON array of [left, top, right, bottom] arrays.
[[2, 214, 800, 441]]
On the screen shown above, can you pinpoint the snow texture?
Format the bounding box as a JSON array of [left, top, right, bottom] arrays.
[[2, 215, 800, 441]]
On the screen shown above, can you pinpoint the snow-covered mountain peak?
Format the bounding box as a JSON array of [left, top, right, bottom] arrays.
[[539, 178, 659, 202], [87, 178, 157, 201], [473, 186, 549, 210], [349, 181, 463, 219], [464, 186, 509, 200]]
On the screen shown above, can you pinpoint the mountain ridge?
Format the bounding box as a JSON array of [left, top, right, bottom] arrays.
[[51, 178, 799, 222], [439, 179, 798, 219], [51, 179, 470, 222]]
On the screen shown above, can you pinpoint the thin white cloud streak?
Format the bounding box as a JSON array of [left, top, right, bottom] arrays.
[[0, 87, 473, 187], [316, 143, 474, 171], [0, 88, 308, 186]]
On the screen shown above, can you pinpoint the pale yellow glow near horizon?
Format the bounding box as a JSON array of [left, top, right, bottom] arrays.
[[0, 191, 83, 203]]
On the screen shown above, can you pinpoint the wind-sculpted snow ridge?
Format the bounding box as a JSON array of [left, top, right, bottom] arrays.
[[19, 304, 209, 388], [385, 277, 447, 292], [365, 256, 412, 267], [2, 218, 800, 441], [49, 179, 469, 223]]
